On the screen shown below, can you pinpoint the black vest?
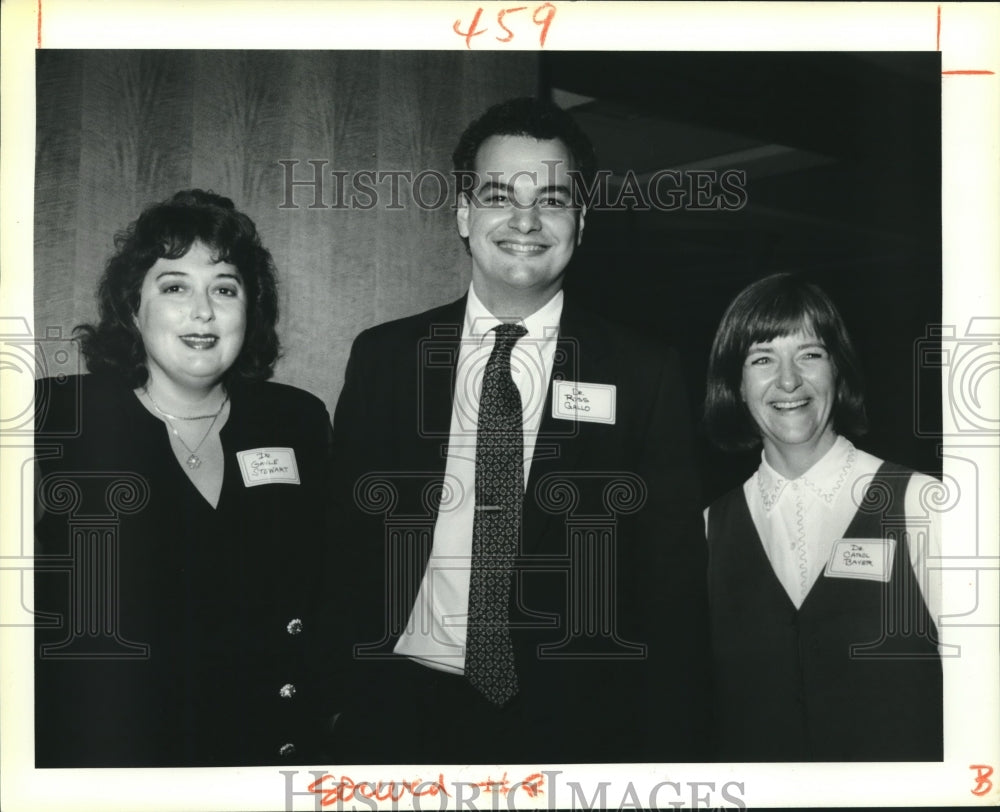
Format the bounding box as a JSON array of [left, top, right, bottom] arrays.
[[707, 462, 942, 761]]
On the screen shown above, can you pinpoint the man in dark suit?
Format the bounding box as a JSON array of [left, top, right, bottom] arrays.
[[327, 97, 711, 764]]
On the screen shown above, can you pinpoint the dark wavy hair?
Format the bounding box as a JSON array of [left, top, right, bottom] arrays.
[[451, 96, 597, 251], [76, 189, 280, 387], [703, 273, 868, 451]]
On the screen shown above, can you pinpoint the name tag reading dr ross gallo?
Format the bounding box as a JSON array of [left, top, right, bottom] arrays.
[[237, 447, 301, 487], [825, 538, 896, 583], [552, 380, 616, 424]]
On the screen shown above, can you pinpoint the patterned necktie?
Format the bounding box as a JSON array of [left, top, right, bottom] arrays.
[[466, 322, 527, 705]]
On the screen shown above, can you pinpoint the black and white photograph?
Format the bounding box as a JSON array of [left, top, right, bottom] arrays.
[[2, 2, 998, 810]]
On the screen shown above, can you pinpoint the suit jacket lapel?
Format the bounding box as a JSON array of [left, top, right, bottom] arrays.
[[403, 296, 466, 481], [391, 297, 465, 598], [522, 299, 604, 552]]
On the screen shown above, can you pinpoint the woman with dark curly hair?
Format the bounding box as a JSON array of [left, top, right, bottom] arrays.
[[703, 273, 942, 762], [34, 190, 332, 767]]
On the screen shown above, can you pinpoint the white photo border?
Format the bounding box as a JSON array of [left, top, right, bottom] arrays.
[[2, 2, 998, 810]]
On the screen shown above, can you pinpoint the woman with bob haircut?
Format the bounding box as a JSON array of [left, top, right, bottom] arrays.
[[703, 272, 942, 761], [34, 189, 332, 767]]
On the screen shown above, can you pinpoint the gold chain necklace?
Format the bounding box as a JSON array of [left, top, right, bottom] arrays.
[[145, 389, 229, 469]]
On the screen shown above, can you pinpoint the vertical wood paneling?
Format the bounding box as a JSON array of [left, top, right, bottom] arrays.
[[34, 51, 83, 341], [376, 52, 470, 323], [71, 52, 195, 331], [274, 51, 383, 399], [35, 51, 538, 413], [191, 52, 285, 204]]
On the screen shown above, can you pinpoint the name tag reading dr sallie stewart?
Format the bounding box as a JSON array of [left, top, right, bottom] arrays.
[[237, 447, 301, 487], [825, 538, 896, 583]]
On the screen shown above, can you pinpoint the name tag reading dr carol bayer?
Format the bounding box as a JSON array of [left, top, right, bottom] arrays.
[[824, 538, 896, 583], [237, 447, 301, 487]]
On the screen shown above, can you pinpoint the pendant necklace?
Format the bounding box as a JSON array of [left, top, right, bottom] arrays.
[[145, 389, 229, 470]]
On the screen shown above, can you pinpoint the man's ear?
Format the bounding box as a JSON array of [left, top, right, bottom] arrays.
[[576, 204, 587, 245], [456, 193, 470, 238]]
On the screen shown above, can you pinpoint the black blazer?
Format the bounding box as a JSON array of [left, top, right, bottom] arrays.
[[326, 295, 712, 763], [34, 373, 332, 767]]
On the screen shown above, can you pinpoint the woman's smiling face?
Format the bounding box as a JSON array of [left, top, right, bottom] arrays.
[[134, 241, 247, 392], [740, 327, 838, 470]]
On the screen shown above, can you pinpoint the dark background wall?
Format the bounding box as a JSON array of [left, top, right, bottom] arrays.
[[35, 50, 941, 504], [545, 52, 942, 498]]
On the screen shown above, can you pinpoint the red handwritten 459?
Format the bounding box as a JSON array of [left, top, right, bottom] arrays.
[[454, 4, 557, 49]]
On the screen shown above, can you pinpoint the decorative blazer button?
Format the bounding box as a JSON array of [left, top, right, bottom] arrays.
[[279, 683, 297, 699], [286, 618, 303, 635], [279, 743, 296, 756]]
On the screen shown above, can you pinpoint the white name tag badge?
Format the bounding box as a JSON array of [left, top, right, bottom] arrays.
[[552, 380, 616, 424], [825, 538, 896, 582], [236, 447, 301, 487]]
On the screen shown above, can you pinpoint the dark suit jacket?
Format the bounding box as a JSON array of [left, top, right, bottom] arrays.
[[326, 295, 711, 763]]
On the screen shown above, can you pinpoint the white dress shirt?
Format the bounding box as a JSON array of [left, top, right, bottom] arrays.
[[394, 284, 563, 672], [737, 435, 941, 621]]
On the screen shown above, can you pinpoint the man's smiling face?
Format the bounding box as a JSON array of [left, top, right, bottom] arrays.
[[457, 134, 584, 316]]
